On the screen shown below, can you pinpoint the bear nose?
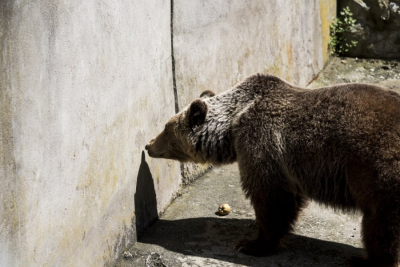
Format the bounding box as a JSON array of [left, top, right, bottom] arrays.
[[145, 144, 149, 150]]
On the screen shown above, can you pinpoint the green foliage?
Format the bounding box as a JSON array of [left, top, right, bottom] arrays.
[[328, 7, 358, 56]]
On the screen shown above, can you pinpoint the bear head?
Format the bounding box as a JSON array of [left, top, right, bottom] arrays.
[[145, 90, 218, 163]]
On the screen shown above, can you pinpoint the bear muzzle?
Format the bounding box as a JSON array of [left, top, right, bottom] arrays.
[[145, 139, 163, 158], [145, 144, 156, 158], [145, 137, 156, 150], [144, 142, 153, 154]]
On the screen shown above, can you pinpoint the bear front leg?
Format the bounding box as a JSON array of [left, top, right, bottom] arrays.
[[235, 188, 306, 256]]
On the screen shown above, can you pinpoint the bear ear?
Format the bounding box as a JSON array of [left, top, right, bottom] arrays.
[[188, 99, 208, 128], [200, 90, 215, 99]]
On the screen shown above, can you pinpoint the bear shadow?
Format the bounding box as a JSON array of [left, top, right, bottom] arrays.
[[138, 217, 364, 267], [134, 151, 159, 240]]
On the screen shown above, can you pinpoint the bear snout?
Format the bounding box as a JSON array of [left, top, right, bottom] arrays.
[[145, 138, 156, 150], [145, 142, 153, 152], [145, 141, 158, 158], [145, 143, 154, 157], [145, 133, 169, 159]]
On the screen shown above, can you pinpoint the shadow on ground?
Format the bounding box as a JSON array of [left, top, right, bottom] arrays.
[[132, 217, 363, 266]]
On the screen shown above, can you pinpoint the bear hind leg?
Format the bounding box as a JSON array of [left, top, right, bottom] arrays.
[[351, 208, 400, 267], [235, 188, 306, 256]]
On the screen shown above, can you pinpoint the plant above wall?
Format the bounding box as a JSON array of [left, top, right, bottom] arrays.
[[328, 6, 358, 56]]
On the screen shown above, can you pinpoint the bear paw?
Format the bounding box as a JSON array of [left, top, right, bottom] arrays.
[[234, 239, 274, 256]]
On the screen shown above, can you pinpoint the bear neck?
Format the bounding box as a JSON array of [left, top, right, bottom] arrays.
[[190, 86, 259, 165], [189, 74, 296, 165]]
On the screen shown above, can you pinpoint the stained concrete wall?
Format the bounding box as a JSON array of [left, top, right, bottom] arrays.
[[0, 1, 180, 266], [0, 1, 335, 266], [173, 0, 337, 107]]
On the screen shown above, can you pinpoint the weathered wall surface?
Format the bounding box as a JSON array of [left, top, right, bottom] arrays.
[[0, 1, 335, 266], [173, 0, 336, 107], [174, 0, 336, 191], [339, 0, 400, 58], [0, 1, 180, 266], [320, 0, 339, 63]]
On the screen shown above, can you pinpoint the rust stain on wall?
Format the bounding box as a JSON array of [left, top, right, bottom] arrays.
[[285, 41, 294, 82], [319, 0, 337, 64]]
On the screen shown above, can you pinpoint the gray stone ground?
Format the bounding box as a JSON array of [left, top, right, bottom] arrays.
[[308, 57, 400, 92], [116, 57, 400, 267]]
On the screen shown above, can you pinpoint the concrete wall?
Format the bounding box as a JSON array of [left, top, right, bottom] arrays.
[[0, 1, 335, 266], [0, 1, 180, 266], [174, 0, 337, 107], [320, 0, 338, 63]]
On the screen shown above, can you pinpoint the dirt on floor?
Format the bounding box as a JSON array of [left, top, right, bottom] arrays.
[[116, 57, 400, 267], [308, 57, 400, 92]]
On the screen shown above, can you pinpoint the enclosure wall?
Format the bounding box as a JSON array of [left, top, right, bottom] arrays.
[[0, 1, 335, 266], [174, 0, 336, 107]]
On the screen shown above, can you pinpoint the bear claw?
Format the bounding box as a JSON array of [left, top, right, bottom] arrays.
[[234, 239, 271, 256]]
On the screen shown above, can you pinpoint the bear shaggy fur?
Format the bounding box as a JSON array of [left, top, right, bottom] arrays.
[[145, 74, 400, 267]]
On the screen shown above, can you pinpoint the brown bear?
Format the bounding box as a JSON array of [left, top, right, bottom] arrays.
[[145, 74, 400, 267]]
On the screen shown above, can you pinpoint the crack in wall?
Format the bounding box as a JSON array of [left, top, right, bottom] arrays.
[[170, 0, 179, 114]]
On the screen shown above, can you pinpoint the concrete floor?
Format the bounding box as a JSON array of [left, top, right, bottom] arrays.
[[117, 164, 363, 267], [116, 57, 400, 267]]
